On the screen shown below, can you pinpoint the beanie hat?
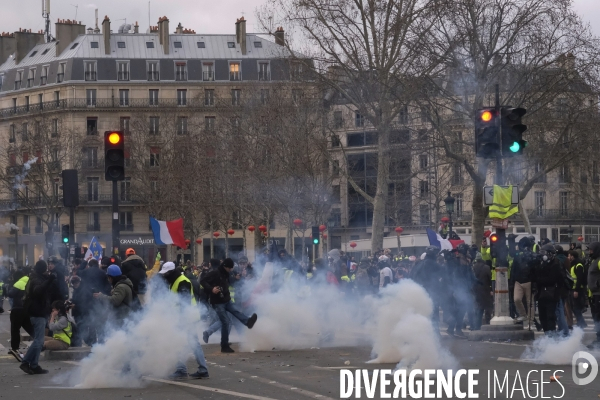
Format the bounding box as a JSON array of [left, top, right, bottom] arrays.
[[106, 264, 122, 277], [34, 260, 48, 274], [474, 252, 483, 261], [222, 258, 234, 269]]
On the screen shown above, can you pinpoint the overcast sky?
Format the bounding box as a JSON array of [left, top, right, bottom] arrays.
[[2, 0, 599, 37]]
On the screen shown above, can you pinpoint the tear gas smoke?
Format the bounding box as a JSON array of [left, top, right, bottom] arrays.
[[61, 281, 198, 388], [521, 328, 588, 364], [366, 280, 457, 370], [14, 157, 38, 189], [0, 223, 19, 232]]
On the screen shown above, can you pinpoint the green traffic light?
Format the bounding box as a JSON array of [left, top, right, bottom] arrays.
[[63, 238, 69, 243], [313, 238, 319, 244], [509, 142, 520, 152]]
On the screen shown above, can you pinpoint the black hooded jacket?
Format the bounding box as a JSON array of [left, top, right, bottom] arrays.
[[26, 272, 56, 318], [79, 265, 112, 295], [200, 266, 231, 304], [121, 254, 148, 294]]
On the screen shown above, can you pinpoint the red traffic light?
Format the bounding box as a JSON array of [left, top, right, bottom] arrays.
[[110, 257, 116, 263], [481, 110, 493, 122], [108, 132, 121, 144], [490, 234, 498, 243]]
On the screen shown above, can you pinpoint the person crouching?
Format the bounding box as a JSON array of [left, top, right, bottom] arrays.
[[43, 300, 73, 351]]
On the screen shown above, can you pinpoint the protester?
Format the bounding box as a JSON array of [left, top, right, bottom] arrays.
[[7, 267, 32, 362], [43, 300, 73, 351], [121, 248, 149, 305], [93, 265, 135, 326]]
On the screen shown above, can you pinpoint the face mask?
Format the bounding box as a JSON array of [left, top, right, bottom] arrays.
[[542, 255, 548, 262]]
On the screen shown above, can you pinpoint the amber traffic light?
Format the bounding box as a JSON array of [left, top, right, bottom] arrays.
[[104, 131, 125, 181]]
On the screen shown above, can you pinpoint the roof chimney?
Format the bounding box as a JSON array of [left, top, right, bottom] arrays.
[[134, 21, 139, 34], [175, 22, 183, 34], [157, 16, 169, 54], [235, 18, 241, 44], [239, 17, 246, 55], [102, 16, 110, 55], [275, 26, 285, 46], [0, 33, 16, 66], [94, 9, 100, 33], [14, 30, 44, 63], [55, 19, 86, 56]]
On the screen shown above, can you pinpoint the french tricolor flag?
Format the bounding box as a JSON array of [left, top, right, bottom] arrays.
[[149, 216, 186, 248]]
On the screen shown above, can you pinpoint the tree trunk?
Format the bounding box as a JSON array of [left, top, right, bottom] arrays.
[[370, 127, 391, 253], [470, 160, 489, 244]]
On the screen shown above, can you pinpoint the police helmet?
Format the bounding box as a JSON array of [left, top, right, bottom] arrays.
[[425, 246, 439, 259]]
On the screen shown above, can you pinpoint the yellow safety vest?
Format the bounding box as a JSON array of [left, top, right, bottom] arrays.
[[489, 185, 518, 219], [170, 275, 197, 306], [53, 319, 72, 346], [283, 269, 294, 283], [229, 285, 235, 303], [0, 281, 3, 296], [13, 276, 28, 290], [306, 272, 313, 280], [570, 263, 583, 290], [340, 275, 350, 283]]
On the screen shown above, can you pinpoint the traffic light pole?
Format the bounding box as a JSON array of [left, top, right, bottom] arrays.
[[69, 207, 75, 263], [112, 180, 120, 255]]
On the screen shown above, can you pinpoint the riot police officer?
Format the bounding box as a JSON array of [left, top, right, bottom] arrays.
[[532, 244, 564, 334]]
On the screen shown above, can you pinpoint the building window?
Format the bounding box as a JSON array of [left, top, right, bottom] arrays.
[[9, 124, 15, 143], [27, 69, 35, 88], [84, 61, 97, 81], [87, 177, 99, 202], [88, 212, 100, 231], [204, 89, 214, 106], [203, 63, 214, 81], [22, 123, 28, 141], [149, 89, 159, 106], [230, 117, 240, 131], [119, 89, 130, 106], [86, 89, 97, 106], [197, 42, 205, 48], [117, 62, 130, 81], [398, 105, 408, 124], [292, 89, 303, 103], [14, 70, 23, 90], [593, 161, 599, 184], [254, 41, 263, 48], [120, 212, 133, 231], [40, 66, 48, 85], [57, 63, 65, 83], [175, 62, 187, 81], [355, 111, 364, 127], [229, 62, 241, 81], [333, 111, 343, 128], [120, 117, 130, 135], [87, 117, 98, 135], [90, 41, 99, 48], [558, 165, 570, 183], [331, 135, 340, 147], [535, 191, 545, 217], [258, 62, 270, 81], [54, 91, 60, 106], [534, 161, 546, 183], [420, 204, 430, 224], [150, 148, 160, 167], [231, 89, 241, 106], [419, 154, 428, 169], [452, 163, 463, 185], [452, 132, 463, 153], [177, 117, 188, 135], [291, 62, 302, 80], [419, 180, 429, 197], [85, 147, 98, 168], [146, 41, 154, 48], [559, 192, 568, 216], [205, 116, 216, 131], [455, 194, 463, 217], [120, 178, 131, 201], [149, 117, 159, 135], [24, 96, 30, 111], [585, 227, 600, 243], [261, 89, 269, 105], [420, 106, 430, 123], [177, 89, 187, 106], [150, 179, 159, 195], [51, 119, 58, 137], [227, 42, 235, 48], [147, 61, 159, 81], [117, 41, 126, 48]]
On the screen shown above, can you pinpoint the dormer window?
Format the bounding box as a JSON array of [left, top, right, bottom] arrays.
[[227, 42, 235, 48], [90, 42, 99, 48], [146, 42, 154, 48], [30, 51, 38, 57], [117, 42, 126, 48], [254, 42, 262, 48], [174, 42, 182, 48], [70, 43, 79, 50], [41, 48, 50, 55], [197, 42, 205, 48]]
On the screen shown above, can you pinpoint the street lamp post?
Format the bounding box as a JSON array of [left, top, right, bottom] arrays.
[[444, 191, 455, 239]]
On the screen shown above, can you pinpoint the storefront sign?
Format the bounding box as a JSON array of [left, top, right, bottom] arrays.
[[120, 237, 154, 246]]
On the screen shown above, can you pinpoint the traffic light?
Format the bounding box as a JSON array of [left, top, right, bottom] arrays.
[[489, 233, 499, 258], [104, 131, 125, 181], [61, 224, 69, 244], [311, 226, 320, 245], [62, 169, 79, 208], [501, 107, 527, 156], [475, 108, 499, 158]]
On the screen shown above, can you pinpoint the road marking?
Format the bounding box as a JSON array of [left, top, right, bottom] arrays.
[[311, 365, 359, 370], [142, 376, 279, 400]]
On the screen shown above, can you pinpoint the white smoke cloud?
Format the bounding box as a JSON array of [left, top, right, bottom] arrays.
[[14, 157, 38, 190], [0, 222, 19, 232], [521, 328, 597, 364]]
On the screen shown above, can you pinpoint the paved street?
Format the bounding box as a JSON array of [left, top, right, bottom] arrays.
[[0, 300, 597, 399]]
